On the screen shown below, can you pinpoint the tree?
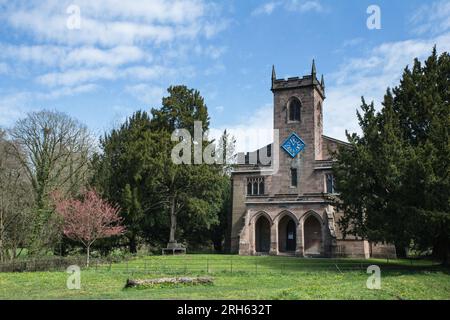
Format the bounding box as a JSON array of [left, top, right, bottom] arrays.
[[211, 130, 236, 252], [52, 189, 125, 266], [150, 86, 223, 248], [0, 129, 33, 262], [93, 86, 229, 251], [9, 110, 94, 253], [334, 48, 450, 263], [151, 85, 210, 135], [92, 111, 167, 252]]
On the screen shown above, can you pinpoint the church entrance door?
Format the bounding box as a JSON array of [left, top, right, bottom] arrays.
[[278, 215, 297, 252], [286, 220, 296, 251], [255, 216, 271, 253], [304, 215, 322, 255]]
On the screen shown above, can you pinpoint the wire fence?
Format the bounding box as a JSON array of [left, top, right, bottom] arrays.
[[89, 257, 440, 276], [0, 256, 116, 273], [0, 255, 439, 275]]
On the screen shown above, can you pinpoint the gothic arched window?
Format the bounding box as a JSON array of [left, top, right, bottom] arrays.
[[247, 177, 265, 195], [247, 182, 252, 195], [288, 98, 301, 122]]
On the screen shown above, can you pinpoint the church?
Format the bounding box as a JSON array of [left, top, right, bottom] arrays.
[[229, 61, 396, 258]]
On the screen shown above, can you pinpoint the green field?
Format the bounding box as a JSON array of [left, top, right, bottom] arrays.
[[0, 255, 448, 300]]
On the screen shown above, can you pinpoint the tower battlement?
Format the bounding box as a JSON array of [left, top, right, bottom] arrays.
[[271, 61, 325, 98]]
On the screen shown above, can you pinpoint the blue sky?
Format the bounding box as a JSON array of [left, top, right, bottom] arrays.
[[0, 0, 449, 151]]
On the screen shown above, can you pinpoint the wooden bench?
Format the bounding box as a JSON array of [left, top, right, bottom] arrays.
[[162, 247, 186, 255]]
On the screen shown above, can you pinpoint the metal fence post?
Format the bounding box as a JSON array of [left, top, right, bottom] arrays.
[[206, 258, 209, 274]]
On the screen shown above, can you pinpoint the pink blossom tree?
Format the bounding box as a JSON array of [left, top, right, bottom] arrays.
[[52, 190, 125, 267]]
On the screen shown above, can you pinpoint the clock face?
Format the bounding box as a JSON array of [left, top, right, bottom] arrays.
[[281, 132, 306, 158]]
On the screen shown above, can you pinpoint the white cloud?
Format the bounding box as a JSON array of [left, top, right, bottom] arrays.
[[4, 0, 222, 47], [194, 45, 227, 60], [35, 65, 183, 87], [0, 62, 9, 74], [210, 105, 273, 153], [125, 84, 165, 106], [325, 32, 450, 140], [252, 0, 324, 16], [36, 67, 117, 87], [410, 0, 450, 35], [0, 92, 31, 127], [38, 84, 99, 100], [0, 84, 100, 127], [0, 45, 66, 67], [0, 0, 227, 100], [252, 2, 280, 16], [286, 0, 323, 13], [0, 45, 148, 68], [342, 37, 365, 48], [65, 46, 148, 67]]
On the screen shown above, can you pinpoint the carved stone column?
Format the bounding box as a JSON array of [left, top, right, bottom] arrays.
[[270, 220, 279, 255], [295, 221, 304, 257]]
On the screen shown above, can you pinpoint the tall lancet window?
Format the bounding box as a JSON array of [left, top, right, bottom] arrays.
[[291, 168, 298, 187], [288, 98, 301, 122]]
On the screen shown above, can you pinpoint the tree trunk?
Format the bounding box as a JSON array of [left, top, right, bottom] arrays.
[[129, 236, 137, 254], [86, 244, 90, 268], [394, 244, 407, 258], [0, 239, 3, 263], [0, 209, 3, 263], [433, 235, 449, 266], [169, 196, 177, 243], [213, 241, 223, 253]]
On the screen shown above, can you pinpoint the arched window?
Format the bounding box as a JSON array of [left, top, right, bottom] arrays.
[[317, 102, 322, 127], [247, 177, 265, 195], [326, 173, 335, 194], [290, 168, 298, 187], [288, 98, 301, 122], [253, 181, 258, 194]]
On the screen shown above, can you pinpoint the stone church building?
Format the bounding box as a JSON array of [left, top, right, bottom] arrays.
[[229, 61, 395, 258]]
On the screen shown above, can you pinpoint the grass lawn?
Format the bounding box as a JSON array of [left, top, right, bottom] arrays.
[[0, 255, 448, 300]]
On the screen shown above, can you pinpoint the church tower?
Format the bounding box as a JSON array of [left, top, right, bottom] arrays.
[[229, 61, 393, 258], [270, 61, 326, 196]]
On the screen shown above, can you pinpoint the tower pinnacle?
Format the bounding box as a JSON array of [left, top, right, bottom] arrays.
[[311, 59, 316, 78], [271, 65, 276, 88]]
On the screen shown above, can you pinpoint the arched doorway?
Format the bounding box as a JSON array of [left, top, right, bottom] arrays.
[[304, 215, 322, 255], [255, 216, 271, 253], [278, 215, 297, 252]]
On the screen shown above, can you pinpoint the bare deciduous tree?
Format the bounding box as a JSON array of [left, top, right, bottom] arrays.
[[0, 129, 33, 262], [8, 111, 94, 253]]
